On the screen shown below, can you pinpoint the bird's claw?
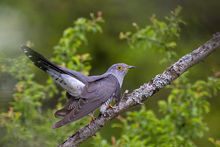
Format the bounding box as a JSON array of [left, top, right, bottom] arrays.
[[89, 116, 95, 125], [107, 104, 115, 109]]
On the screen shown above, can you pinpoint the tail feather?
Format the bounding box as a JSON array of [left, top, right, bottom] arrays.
[[21, 45, 89, 86], [21, 45, 64, 74], [52, 98, 90, 129], [54, 98, 79, 118]]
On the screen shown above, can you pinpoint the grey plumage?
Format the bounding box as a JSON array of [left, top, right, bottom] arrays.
[[21, 46, 135, 129]]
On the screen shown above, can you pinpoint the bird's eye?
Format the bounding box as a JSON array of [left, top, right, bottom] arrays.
[[117, 65, 122, 70]]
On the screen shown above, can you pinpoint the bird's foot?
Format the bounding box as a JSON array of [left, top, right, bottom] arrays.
[[89, 116, 95, 125], [107, 104, 115, 109]]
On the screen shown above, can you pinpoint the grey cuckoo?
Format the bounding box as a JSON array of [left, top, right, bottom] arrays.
[[21, 46, 135, 129]]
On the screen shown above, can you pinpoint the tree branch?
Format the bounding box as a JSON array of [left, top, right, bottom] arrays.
[[59, 33, 220, 147]]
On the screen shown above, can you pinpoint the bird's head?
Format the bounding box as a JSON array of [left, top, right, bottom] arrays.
[[106, 63, 135, 86]]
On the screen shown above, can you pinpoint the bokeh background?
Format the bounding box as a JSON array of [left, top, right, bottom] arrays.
[[0, 0, 219, 146]]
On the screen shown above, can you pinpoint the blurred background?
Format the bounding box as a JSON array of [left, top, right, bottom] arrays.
[[0, 0, 219, 146]]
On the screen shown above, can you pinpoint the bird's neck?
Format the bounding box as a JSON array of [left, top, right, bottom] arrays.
[[109, 73, 124, 87]]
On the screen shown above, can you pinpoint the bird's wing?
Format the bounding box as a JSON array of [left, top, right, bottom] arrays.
[[54, 98, 77, 118], [21, 46, 88, 96], [52, 74, 120, 129], [55, 92, 87, 118]]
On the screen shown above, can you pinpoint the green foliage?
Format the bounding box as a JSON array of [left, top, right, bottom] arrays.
[[52, 13, 104, 75], [120, 6, 184, 63], [0, 13, 103, 147], [209, 137, 220, 147]]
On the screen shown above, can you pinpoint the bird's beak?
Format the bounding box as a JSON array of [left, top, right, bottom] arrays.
[[128, 65, 136, 69], [123, 65, 135, 70], [126, 65, 135, 69]]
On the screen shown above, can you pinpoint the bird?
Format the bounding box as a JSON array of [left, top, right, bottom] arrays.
[[21, 45, 135, 129]]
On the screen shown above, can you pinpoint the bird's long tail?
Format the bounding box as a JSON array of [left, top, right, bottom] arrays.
[[21, 46, 63, 73]]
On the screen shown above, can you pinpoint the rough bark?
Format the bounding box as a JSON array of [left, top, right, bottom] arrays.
[[59, 32, 220, 147]]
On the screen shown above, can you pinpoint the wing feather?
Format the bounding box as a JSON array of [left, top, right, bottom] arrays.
[[52, 74, 120, 129], [54, 98, 79, 118]]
